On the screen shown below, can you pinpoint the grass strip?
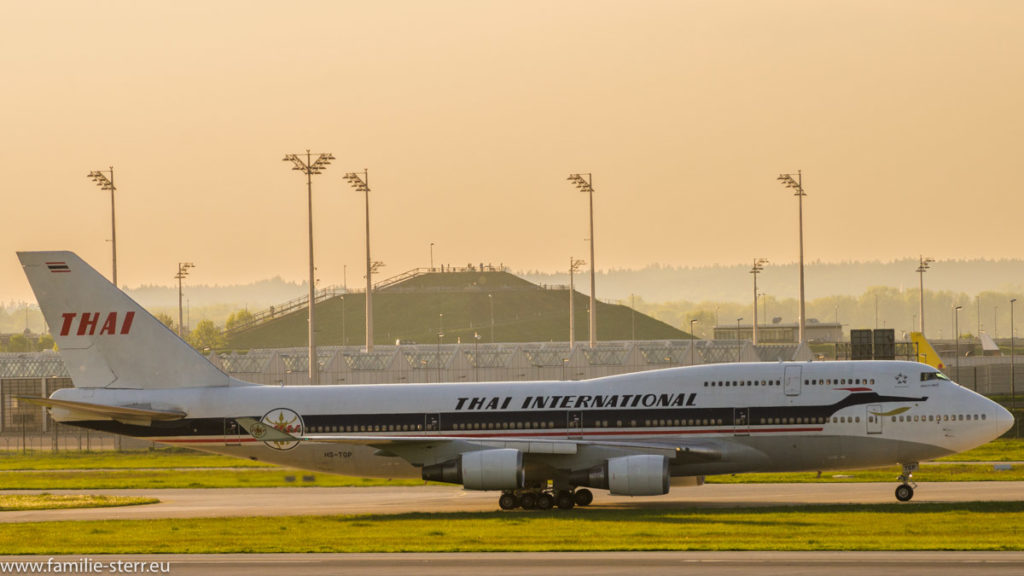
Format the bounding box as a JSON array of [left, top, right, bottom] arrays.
[[0, 494, 158, 511], [0, 468, 426, 490], [934, 438, 1024, 462], [706, 463, 1024, 483], [0, 450, 272, 471], [1, 502, 1022, 553]]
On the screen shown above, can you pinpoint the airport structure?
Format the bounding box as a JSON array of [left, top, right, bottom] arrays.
[[714, 321, 842, 344]]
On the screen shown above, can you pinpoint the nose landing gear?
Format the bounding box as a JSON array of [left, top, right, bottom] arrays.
[[895, 462, 918, 502]]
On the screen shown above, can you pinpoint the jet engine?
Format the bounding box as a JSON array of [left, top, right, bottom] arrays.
[[570, 454, 670, 496], [421, 448, 525, 490]]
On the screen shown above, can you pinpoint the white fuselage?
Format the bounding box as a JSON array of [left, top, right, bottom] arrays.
[[51, 360, 1013, 483]]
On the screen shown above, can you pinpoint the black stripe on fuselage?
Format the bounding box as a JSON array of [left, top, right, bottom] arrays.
[[62, 392, 926, 439]]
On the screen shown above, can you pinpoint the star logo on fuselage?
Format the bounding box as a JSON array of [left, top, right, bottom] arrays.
[[895, 373, 908, 385]]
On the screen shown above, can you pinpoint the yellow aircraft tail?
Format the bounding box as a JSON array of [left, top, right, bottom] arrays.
[[910, 332, 945, 370]]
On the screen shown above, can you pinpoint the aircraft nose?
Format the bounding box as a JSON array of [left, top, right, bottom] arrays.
[[993, 403, 1014, 437]]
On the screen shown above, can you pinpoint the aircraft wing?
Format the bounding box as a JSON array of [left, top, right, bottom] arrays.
[[235, 417, 721, 463], [20, 397, 186, 427]]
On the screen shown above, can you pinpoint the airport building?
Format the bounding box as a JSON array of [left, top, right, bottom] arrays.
[[713, 321, 842, 344]]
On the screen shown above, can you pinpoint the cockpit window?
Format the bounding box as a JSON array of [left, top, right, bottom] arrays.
[[921, 371, 951, 382]]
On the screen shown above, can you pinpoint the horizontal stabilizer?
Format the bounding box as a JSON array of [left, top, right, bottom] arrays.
[[20, 397, 186, 427]]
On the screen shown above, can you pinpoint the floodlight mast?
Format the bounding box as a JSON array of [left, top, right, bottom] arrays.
[[87, 167, 118, 287], [569, 257, 586, 348], [916, 256, 935, 336], [283, 150, 334, 385], [750, 258, 769, 345], [175, 262, 195, 338], [343, 170, 375, 353], [776, 171, 806, 345], [567, 173, 597, 348]]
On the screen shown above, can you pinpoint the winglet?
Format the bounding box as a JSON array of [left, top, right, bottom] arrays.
[[236, 417, 300, 443]]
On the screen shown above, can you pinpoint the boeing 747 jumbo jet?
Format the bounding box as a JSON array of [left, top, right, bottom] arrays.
[[18, 251, 1014, 510]]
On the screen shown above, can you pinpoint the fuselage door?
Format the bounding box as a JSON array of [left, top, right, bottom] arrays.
[[567, 410, 583, 439], [866, 404, 883, 434], [733, 407, 750, 436], [784, 366, 802, 396], [223, 418, 243, 446], [425, 413, 440, 433]]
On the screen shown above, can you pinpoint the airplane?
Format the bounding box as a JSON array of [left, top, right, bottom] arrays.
[[17, 251, 1014, 510]]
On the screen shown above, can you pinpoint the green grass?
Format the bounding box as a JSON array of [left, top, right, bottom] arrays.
[[0, 449, 272, 471], [935, 438, 1024, 462], [0, 468, 425, 490], [227, 273, 687, 349], [1, 503, 1022, 553], [0, 494, 158, 511], [706, 463, 1023, 484]]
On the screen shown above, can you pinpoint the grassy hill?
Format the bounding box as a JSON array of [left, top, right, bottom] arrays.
[[225, 270, 688, 349]]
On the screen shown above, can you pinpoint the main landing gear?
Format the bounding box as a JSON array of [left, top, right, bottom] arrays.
[[498, 488, 594, 511], [895, 462, 918, 502]]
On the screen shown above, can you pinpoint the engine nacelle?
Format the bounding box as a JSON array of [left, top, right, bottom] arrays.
[[421, 448, 524, 490], [571, 454, 670, 496]]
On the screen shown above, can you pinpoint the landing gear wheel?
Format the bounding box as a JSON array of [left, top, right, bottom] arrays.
[[519, 492, 538, 509], [895, 484, 914, 502], [498, 493, 519, 510], [574, 488, 594, 506], [895, 462, 918, 502], [555, 491, 575, 510], [536, 492, 554, 510]]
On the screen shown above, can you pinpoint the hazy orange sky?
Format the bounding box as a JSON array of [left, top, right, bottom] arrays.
[[3, 1, 1023, 303]]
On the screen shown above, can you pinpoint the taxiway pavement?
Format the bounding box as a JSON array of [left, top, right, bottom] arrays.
[[1, 481, 1021, 522]]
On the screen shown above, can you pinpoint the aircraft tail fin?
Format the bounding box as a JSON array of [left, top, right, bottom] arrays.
[[910, 331, 946, 371], [18, 251, 230, 389]]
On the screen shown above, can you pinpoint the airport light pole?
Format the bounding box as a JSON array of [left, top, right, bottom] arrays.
[[567, 173, 597, 348], [777, 171, 806, 344], [343, 170, 374, 353], [474, 332, 480, 382], [175, 262, 194, 339], [430, 242, 435, 271], [569, 257, 585, 348], [689, 319, 699, 366], [736, 317, 744, 363], [954, 305, 963, 381], [750, 258, 768, 345], [488, 293, 495, 343], [1012, 298, 1017, 410], [87, 167, 118, 287], [916, 256, 935, 336], [283, 150, 334, 384]]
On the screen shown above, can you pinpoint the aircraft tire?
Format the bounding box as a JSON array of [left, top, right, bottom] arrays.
[[536, 493, 554, 510], [555, 491, 575, 510], [895, 484, 914, 502], [498, 493, 519, 510], [519, 492, 538, 509], [574, 488, 594, 506]]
